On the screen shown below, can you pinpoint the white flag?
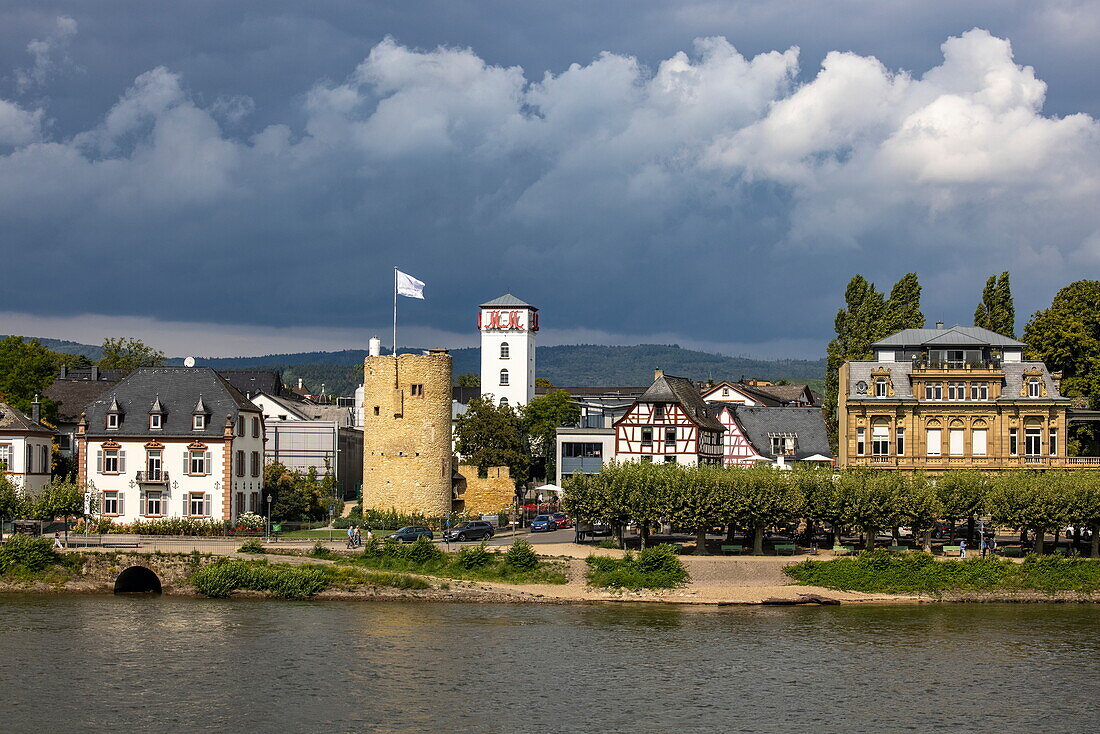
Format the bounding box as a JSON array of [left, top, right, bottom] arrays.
[[396, 270, 425, 299]]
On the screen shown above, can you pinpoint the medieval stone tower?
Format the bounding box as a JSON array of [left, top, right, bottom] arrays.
[[361, 349, 453, 516]]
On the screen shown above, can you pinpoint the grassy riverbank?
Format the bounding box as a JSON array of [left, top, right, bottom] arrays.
[[785, 551, 1100, 596]]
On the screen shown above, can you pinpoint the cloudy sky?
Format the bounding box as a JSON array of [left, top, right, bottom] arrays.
[[2, 1, 1099, 358]]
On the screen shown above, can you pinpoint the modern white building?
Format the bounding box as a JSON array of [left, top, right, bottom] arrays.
[[479, 294, 538, 408], [0, 400, 54, 494], [77, 367, 266, 523]]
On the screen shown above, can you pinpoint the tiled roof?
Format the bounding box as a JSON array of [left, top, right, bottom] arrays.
[[845, 360, 1067, 402], [218, 370, 284, 398], [638, 374, 725, 432], [479, 293, 536, 309], [84, 367, 260, 438], [0, 401, 52, 435], [44, 379, 120, 423], [872, 325, 1025, 348], [726, 406, 831, 461]]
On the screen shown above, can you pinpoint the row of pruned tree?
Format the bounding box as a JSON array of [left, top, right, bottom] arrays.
[[561, 463, 1100, 557]]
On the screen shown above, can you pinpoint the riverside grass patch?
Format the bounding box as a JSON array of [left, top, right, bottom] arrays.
[[785, 550, 1100, 595], [585, 544, 690, 590], [191, 558, 428, 599], [353, 537, 567, 585], [0, 536, 80, 582]]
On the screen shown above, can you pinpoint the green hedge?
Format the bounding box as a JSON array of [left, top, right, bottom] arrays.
[[355, 537, 566, 584], [785, 550, 1100, 594], [585, 545, 690, 590]]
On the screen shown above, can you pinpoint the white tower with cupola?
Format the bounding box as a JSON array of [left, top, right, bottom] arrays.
[[479, 294, 538, 407]]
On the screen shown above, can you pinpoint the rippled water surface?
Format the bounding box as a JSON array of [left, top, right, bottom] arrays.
[[2, 594, 1098, 732]]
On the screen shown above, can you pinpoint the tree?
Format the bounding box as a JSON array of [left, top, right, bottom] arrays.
[[730, 465, 802, 555], [0, 336, 60, 423], [840, 470, 902, 549], [1024, 280, 1100, 455], [898, 473, 941, 552], [32, 480, 89, 545], [790, 466, 836, 545], [935, 470, 986, 542], [456, 373, 480, 388], [666, 464, 724, 555], [0, 477, 27, 542], [534, 377, 554, 387], [264, 462, 309, 522], [454, 397, 530, 483], [522, 390, 581, 481], [98, 337, 166, 370], [974, 272, 1015, 337], [882, 273, 925, 335], [825, 276, 887, 439], [986, 471, 1067, 553]]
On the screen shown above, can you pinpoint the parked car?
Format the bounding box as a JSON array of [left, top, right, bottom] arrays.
[[588, 522, 612, 537], [443, 520, 495, 542], [388, 526, 434, 543], [531, 515, 555, 532], [550, 513, 572, 529]]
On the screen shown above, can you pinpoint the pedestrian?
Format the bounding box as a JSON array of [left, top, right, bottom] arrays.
[[980, 535, 989, 558], [959, 538, 967, 559], [365, 528, 373, 544], [353, 526, 362, 548], [346, 524, 355, 549], [989, 535, 997, 555], [52, 531, 63, 550]]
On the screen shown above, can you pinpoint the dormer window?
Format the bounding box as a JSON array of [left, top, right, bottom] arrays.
[[149, 396, 165, 429], [149, 414, 162, 430], [874, 378, 888, 397], [107, 413, 120, 430], [106, 397, 123, 429], [1028, 378, 1041, 398], [193, 414, 205, 431]]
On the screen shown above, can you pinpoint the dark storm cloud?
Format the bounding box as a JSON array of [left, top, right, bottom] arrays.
[[1, 2, 1100, 358]]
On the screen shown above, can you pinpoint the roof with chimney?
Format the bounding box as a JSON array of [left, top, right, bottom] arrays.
[[0, 401, 53, 435], [83, 366, 260, 438], [636, 373, 725, 432], [872, 325, 1025, 349]]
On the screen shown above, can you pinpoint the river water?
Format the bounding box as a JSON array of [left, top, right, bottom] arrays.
[[2, 594, 1097, 733]]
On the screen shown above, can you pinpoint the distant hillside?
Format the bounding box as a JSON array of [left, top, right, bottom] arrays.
[[19, 337, 826, 398], [4, 336, 104, 361]]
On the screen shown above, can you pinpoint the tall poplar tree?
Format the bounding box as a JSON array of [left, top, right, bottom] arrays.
[[974, 272, 1015, 337], [973, 275, 996, 330], [883, 273, 925, 334]]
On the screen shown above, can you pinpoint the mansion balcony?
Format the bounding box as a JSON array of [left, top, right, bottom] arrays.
[[910, 360, 1002, 375], [135, 470, 170, 485], [854, 455, 1100, 470]]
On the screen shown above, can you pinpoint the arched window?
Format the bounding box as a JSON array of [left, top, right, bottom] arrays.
[[499, 397, 509, 407], [500, 342, 510, 359], [1028, 378, 1041, 397], [500, 369, 509, 386]]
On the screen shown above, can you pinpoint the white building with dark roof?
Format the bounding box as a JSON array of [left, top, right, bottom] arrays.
[[77, 367, 266, 523], [613, 370, 724, 466], [0, 400, 54, 493], [479, 294, 538, 408]]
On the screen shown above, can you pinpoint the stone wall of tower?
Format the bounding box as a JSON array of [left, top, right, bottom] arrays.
[[362, 351, 453, 516]]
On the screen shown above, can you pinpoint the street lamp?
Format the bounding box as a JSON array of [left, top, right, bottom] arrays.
[[265, 493, 272, 540]]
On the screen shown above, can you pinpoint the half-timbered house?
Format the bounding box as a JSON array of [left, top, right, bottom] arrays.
[[613, 370, 724, 466], [712, 404, 832, 468]]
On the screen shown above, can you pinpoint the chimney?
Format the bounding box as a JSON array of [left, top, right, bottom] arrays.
[[936, 321, 945, 329], [59, 364, 67, 379], [368, 336, 381, 357], [653, 368, 664, 382], [91, 365, 99, 381], [31, 395, 40, 424], [298, 378, 303, 390]]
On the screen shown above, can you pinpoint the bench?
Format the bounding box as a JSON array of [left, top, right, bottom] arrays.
[[773, 544, 798, 555], [941, 545, 962, 557], [832, 545, 855, 556], [887, 545, 909, 554], [998, 545, 1024, 558], [720, 544, 745, 555]]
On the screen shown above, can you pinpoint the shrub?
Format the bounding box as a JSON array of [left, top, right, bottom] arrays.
[[455, 542, 493, 570], [584, 545, 689, 590], [0, 535, 62, 574], [191, 559, 330, 600], [402, 536, 445, 565], [505, 539, 539, 571], [237, 538, 265, 554], [359, 535, 381, 558], [309, 541, 336, 559]]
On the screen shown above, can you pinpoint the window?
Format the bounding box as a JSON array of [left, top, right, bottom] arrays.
[[236, 450, 245, 477], [949, 429, 964, 456], [721, 387, 729, 396], [926, 429, 941, 457], [373, 406, 380, 416], [499, 369, 509, 386], [236, 492, 245, 517], [145, 491, 163, 516], [1009, 428, 1018, 456], [856, 427, 865, 456], [193, 414, 205, 430], [562, 443, 603, 458], [1025, 427, 1042, 456], [102, 449, 121, 474], [896, 427, 905, 457], [149, 414, 162, 430], [500, 342, 509, 359], [0, 444, 11, 470], [237, 416, 245, 437], [107, 413, 119, 429], [641, 428, 653, 447], [189, 450, 207, 475], [946, 350, 965, 368], [499, 397, 509, 407], [972, 429, 987, 457], [948, 383, 966, 401], [40, 445, 48, 473], [58, 435, 71, 451], [252, 416, 261, 438], [771, 436, 797, 456], [189, 493, 206, 517], [924, 383, 943, 400], [251, 451, 261, 477], [971, 383, 989, 400], [872, 426, 890, 456], [663, 456, 676, 464], [1050, 429, 1058, 457], [653, 405, 665, 421], [146, 450, 162, 480], [1028, 378, 1041, 398], [664, 427, 677, 448], [410, 384, 424, 397], [103, 492, 120, 516], [874, 379, 888, 397], [26, 445, 32, 473], [249, 492, 259, 513]]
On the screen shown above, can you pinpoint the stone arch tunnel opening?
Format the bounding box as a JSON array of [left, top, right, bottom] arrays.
[[113, 566, 162, 594]]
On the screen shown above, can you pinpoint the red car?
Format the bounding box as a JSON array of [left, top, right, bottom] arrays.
[[551, 513, 572, 529]]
